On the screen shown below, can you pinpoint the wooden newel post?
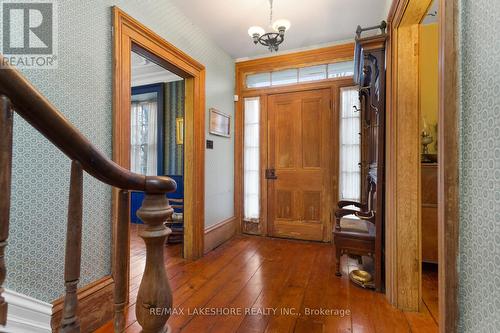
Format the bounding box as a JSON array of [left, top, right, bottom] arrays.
[[0, 95, 13, 325], [135, 193, 173, 333]]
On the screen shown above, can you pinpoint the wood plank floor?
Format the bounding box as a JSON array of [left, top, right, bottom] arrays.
[[422, 264, 439, 326], [96, 224, 438, 333]]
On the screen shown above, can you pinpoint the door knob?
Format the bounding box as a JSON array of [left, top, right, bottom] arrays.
[[265, 168, 278, 180]]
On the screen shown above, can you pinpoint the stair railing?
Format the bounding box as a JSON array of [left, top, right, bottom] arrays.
[[0, 54, 174, 332]]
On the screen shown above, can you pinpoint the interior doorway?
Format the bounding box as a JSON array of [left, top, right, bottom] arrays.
[[419, 1, 440, 325], [129, 48, 186, 247], [112, 7, 207, 308], [385, 0, 460, 331]]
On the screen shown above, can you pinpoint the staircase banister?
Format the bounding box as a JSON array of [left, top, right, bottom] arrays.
[[0, 55, 176, 194]]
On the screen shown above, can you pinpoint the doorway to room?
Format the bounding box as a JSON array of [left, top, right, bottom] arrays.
[[112, 8, 207, 316], [385, 0, 460, 331], [129, 49, 186, 247]]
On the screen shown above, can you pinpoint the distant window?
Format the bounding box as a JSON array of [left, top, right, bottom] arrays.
[[299, 64, 327, 82], [245, 60, 354, 88], [130, 98, 158, 176], [247, 72, 271, 88], [339, 86, 361, 201], [244, 97, 260, 222], [271, 69, 298, 86], [328, 61, 355, 78]]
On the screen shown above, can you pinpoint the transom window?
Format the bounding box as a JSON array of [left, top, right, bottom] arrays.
[[246, 60, 354, 88]]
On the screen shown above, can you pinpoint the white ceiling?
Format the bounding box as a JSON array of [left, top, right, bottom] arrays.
[[171, 0, 389, 59], [131, 51, 183, 87], [423, 0, 438, 25]]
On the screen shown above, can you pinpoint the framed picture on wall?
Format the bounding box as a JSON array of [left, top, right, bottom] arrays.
[[176, 117, 184, 145], [209, 108, 231, 137]]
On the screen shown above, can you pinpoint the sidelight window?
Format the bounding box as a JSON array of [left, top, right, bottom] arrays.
[[243, 97, 261, 222], [339, 87, 361, 201]]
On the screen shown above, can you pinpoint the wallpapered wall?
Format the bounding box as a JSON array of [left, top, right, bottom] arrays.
[[164, 81, 185, 175], [4, 0, 235, 302], [459, 0, 500, 331]]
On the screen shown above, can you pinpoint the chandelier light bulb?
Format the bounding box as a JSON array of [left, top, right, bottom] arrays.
[[248, 26, 265, 38], [272, 19, 291, 33]]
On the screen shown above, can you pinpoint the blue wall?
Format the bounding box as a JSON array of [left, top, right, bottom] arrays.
[[5, 0, 234, 302]]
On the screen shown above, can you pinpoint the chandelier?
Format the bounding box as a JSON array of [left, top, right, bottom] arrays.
[[248, 0, 291, 52]]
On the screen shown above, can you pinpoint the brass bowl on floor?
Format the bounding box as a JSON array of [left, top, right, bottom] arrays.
[[349, 269, 375, 289]]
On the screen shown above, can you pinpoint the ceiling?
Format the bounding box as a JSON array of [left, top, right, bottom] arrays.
[[423, 0, 438, 25], [131, 51, 183, 87], [171, 0, 389, 59]]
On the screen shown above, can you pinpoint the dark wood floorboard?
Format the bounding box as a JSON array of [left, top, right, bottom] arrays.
[[96, 225, 438, 333], [422, 264, 439, 325]]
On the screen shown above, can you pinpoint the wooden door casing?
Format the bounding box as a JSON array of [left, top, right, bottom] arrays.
[[267, 89, 333, 242]]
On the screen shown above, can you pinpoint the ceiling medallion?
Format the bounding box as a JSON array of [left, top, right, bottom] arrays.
[[248, 0, 290, 52]]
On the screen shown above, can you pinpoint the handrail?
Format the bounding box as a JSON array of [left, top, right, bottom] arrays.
[[0, 54, 176, 194], [0, 54, 177, 332]]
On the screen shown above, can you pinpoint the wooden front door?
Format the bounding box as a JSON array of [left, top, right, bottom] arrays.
[[267, 89, 333, 241]]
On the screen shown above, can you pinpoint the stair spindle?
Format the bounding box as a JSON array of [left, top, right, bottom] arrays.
[[135, 194, 173, 333], [60, 161, 83, 333], [0, 95, 13, 325], [113, 189, 130, 332]]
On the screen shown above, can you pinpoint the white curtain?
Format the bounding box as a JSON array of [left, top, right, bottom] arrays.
[[244, 97, 260, 222], [339, 87, 361, 201], [130, 101, 158, 176]]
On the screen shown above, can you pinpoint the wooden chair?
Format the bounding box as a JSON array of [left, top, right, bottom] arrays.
[[333, 178, 377, 279], [165, 197, 184, 244], [163, 175, 184, 244]]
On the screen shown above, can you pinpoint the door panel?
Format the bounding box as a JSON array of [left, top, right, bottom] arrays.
[[268, 89, 332, 241]]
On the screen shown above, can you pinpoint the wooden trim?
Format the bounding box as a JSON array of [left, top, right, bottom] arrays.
[[112, 6, 205, 266], [438, 0, 460, 331], [51, 276, 114, 332], [235, 43, 354, 73], [385, 0, 432, 311], [204, 217, 237, 253], [385, 0, 433, 312], [234, 45, 355, 235], [385, 0, 460, 328], [236, 78, 353, 239], [240, 77, 357, 97]]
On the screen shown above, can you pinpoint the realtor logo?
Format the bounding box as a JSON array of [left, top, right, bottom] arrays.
[[1, 0, 58, 68]]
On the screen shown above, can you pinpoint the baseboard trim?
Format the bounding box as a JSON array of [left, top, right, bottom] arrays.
[[204, 217, 237, 253], [51, 276, 114, 332], [2, 289, 52, 333]]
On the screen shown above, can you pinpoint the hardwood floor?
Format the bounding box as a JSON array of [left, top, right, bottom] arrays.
[[96, 224, 438, 333], [422, 264, 439, 325]]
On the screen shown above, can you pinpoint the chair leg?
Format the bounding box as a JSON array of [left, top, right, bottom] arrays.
[[335, 249, 342, 277]]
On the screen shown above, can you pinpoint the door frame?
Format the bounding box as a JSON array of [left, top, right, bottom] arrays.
[[235, 44, 355, 237], [238, 80, 353, 241], [266, 88, 334, 242], [385, 0, 459, 331], [112, 6, 206, 287], [235, 45, 355, 239]]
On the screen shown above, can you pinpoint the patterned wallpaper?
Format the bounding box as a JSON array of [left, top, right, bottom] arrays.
[[459, 0, 500, 331], [164, 81, 185, 176], [4, 0, 234, 302], [116, 1, 236, 228]]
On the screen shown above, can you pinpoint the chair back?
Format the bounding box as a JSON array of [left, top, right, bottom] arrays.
[[366, 176, 377, 215]]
